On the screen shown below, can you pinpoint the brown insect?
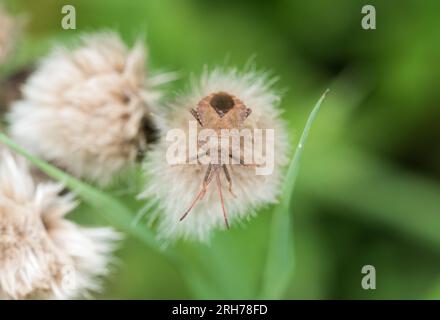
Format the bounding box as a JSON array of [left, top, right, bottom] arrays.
[[179, 91, 253, 228]]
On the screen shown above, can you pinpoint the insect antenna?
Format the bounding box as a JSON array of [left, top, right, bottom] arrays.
[[179, 186, 207, 221], [216, 172, 230, 229], [180, 164, 213, 222]]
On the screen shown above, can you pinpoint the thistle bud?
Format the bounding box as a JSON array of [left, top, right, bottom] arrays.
[[8, 32, 164, 186], [140, 68, 289, 241], [0, 147, 120, 299]]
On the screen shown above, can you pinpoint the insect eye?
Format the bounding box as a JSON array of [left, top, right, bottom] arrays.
[[210, 92, 235, 116]]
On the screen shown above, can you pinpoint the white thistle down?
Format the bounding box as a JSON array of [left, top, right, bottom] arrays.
[[0, 147, 120, 299], [140, 68, 289, 242], [8, 32, 167, 186]]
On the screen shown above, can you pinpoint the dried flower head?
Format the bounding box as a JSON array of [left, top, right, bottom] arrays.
[[0, 147, 120, 299], [0, 68, 33, 116], [8, 32, 164, 186], [140, 67, 289, 241], [0, 5, 20, 66]]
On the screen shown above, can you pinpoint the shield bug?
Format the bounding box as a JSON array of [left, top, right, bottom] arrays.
[[179, 91, 254, 228]]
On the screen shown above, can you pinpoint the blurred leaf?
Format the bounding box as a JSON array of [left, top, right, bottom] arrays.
[[176, 213, 271, 299], [303, 145, 440, 251], [426, 277, 440, 299], [260, 89, 329, 299]]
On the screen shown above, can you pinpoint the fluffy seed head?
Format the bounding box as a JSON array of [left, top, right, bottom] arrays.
[[0, 147, 120, 299], [140, 68, 289, 242], [0, 5, 20, 66], [8, 32, 162, 186]]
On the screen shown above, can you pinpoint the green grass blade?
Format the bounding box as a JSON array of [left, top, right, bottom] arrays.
[[0, 132, 262, 298], [260, 89, 329, 299], [0, 132, 178, 261]]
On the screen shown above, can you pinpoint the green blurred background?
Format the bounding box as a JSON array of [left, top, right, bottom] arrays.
[[2, 0, 440, 299]]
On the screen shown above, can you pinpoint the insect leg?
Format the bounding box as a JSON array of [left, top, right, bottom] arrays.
[[229, 154, 258, 168], [180, 164, 213, 221], [244, 108, 252, 119], [216, 172, 230, 229], [186, 146, 210, 164], [190, 109, 203, 126], [222, 165, 236, 198]]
